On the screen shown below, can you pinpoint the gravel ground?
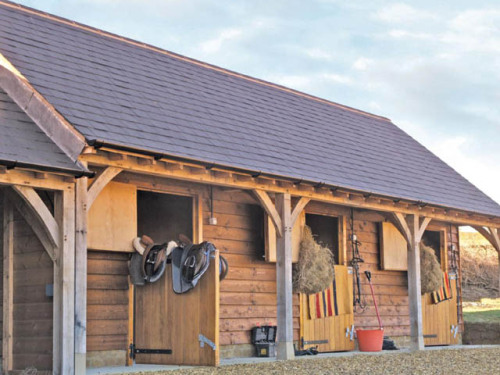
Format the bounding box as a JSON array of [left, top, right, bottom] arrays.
[[141, 347, 500, 375]]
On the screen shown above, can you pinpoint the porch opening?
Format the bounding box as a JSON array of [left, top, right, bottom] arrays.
[[305, 213, 339, 264]]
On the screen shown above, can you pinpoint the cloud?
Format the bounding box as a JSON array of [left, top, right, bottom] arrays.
[[387, 29, 433, 40], [321, 73, 351, 84], [352, 57, 374, 70], [374, 3, 438, 24], [200, 28, 243, 54], [305, 48, 334, 61]]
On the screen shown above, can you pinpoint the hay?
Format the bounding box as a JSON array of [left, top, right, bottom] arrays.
[[293, 226, 335, 294], [420, 244, 443, 294]]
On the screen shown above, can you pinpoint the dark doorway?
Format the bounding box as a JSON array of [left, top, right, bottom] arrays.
[[137, 190, 193, 243], [306, 213, 339, 264], [422, 230, 442, 265]]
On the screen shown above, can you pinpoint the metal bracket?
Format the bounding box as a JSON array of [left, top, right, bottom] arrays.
[[302, 339, 328, 346], [199, 334, 217, 351], [345, 325, 355, 341], [129, 343, 172, 359], [451, 325, 459, 338]]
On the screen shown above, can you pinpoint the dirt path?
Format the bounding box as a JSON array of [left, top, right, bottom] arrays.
[[145, 347, 500, 375]]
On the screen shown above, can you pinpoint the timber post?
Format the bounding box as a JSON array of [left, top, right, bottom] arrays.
[[390, 213, 431, 351], [54, 187, 76, 374], [75, 176, 88, 375], [2, 194, 13, 373], [275, 193, 295, 360], [406, 214, 425, 351]]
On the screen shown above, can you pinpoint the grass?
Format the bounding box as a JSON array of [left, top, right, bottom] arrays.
[[463, 298, 500, 323]]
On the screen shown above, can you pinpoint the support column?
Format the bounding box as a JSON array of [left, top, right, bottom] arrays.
[[75, 177, 88, 374], [406, 214, 424, 351], [390, 213, 430, 351], [53, 188, 76, 375], [2, 194, 13, 373], [275, 193, 294, 360]]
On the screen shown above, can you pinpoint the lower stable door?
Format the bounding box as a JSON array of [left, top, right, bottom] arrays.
[[421, 230, 457, 346], [134, 190, 219, 366], [300, 265, 355, 352]]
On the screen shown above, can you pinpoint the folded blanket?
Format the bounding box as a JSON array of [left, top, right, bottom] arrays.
[[431, 271, 452, 304], [308, 265, 352, 319]]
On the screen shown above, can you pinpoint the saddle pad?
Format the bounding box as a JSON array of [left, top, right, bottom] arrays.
[[129, 252, 145, 286], [172, 245, 193, 294]]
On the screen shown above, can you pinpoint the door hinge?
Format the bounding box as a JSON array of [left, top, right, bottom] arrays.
[[451, 325, 459, 338], [199, 334, 217, 351], [301, 338, 329, 346], [345, 325, 355, 341], [130, 343, 172, 359]]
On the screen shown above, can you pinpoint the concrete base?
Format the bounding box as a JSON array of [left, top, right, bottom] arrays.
[[87, 350, 127, 368], [220, 344, 255, 358], [277, 341, 295, 360], [75, 353, 86, 375]]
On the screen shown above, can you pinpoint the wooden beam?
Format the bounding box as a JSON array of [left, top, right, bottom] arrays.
[[75, 177, 88, 375], [389, 212, 412, 243], [87, 167, 123, 208], [82, 152, 500, 228], [473, 226, 500, 252], [2, 195, 13, 373], [53, 188, 76, 375], [6, 189, 57, 260], [0, 168, 73, 190], [417, 217, 432, 242], [275, 193, 294, 360], [11, 185, 59, 258], [253, 189, 283, 237], [0, 54, 86, 160], [291, 197, 310, 227]]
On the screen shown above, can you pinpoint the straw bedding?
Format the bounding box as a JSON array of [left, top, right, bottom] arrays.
[[293, 226, 335, 295]]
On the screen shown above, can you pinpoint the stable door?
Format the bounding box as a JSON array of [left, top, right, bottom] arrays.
[[133, 191, 219, 366], [299, 265, 355, 352], [421, 230, 459, 346]]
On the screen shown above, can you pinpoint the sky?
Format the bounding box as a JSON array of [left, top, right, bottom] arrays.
[[15, 0, 500, 204]]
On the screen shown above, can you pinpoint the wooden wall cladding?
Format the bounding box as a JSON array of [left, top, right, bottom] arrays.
[[12, 206, 53, 371], [88, 182, 137, 252], [379, 222, 408, 271], [87, 251, 130, 352]]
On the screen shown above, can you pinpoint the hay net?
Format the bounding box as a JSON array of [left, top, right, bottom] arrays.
[[293, 225, 335, 294], [420, 244, 443, 294]]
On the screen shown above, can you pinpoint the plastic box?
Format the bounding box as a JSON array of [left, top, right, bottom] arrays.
[[251, 326, 277, 358]]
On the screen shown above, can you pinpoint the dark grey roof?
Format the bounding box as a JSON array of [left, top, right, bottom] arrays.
[[0, 87, 86, 175], [1, 1, 499, 217]]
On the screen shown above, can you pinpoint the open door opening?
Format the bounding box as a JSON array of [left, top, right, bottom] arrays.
[[299, 214, 354, 352], [421, 229, 459, 346], [134, 190, 219, 366]]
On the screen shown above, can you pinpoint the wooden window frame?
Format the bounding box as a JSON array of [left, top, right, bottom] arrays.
[[304, 209, 347, 266], [423, 225, 448, 272]]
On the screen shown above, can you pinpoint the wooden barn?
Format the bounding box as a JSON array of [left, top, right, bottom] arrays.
[[0, 1, 499, 374]]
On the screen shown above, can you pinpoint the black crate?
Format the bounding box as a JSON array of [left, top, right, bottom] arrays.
[[255, 342, 276, 357], [251, 326, 277, 344]]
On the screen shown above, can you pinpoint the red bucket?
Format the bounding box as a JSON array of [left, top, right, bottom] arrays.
[[356, 329, 384, 352]]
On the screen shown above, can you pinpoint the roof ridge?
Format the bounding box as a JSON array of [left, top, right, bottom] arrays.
[[0, 0, 391, 122]]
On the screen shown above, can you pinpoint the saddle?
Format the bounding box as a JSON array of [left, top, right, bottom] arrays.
[[172, 241, 216, 294], [129, 235, 176, 285]]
